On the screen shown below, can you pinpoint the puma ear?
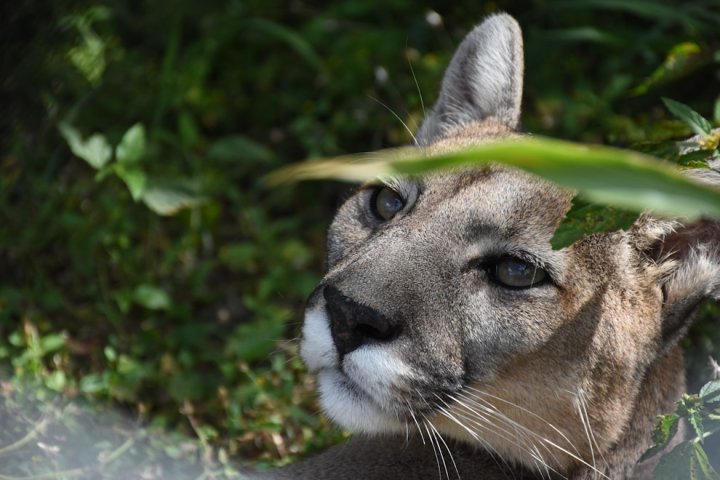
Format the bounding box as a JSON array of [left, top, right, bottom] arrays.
[[631, 213, 720, 348], [417, 13, 524, 146]]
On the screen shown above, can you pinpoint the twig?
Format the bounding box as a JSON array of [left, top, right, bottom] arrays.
[[0, 435, 136, 480], [0, 416, 52, 456]]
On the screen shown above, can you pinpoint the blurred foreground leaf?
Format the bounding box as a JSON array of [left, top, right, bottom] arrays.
[[268, 137, 720, 221]]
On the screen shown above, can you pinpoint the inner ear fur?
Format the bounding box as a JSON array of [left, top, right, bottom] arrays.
[[631, 214, 720, 347]]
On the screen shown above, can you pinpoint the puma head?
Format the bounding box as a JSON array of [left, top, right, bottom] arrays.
[[300, 13, 720, 476]]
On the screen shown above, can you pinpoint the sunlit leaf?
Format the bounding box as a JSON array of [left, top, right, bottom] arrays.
[[633, 43, 706, 95], [116, 167, 147, 201], [59, 123, 112, 169], [700, 380, 720, 404], [116, 123, 146, 164], [663, 98, 713, 136], [268, 137, 720, 222], [66, 24, 107, 85], [140, 179, 205, 216]]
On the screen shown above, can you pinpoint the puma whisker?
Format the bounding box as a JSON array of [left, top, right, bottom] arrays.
[[253, 12, 720, 480]]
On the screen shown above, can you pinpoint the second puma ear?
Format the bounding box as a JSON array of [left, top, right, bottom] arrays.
[[630, 214, 720, 352], [417, 13, 524, 146]]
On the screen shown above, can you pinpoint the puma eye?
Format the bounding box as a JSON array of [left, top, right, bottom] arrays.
[[371, 187, 405, 221], [491, 257, 547, 289]]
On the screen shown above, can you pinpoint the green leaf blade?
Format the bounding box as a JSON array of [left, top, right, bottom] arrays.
[[116, 123, 146, 164], [663, 97, 713, 136], [59, 123, 112, 169]]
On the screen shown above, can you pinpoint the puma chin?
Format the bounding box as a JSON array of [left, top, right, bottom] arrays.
[[290, 12, 720, 480]]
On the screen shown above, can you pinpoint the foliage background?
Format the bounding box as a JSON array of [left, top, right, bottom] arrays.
[[1, 0, 719, 477]]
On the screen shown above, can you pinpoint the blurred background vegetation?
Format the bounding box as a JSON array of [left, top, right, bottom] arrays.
[[1, 0, 719, 477]]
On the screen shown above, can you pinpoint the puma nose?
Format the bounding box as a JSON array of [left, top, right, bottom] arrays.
[[323, 285, 397, 357]]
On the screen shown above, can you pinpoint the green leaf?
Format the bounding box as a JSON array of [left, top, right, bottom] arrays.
[[59, 123, 112, 169], [132, 284, 171, 310], [66, 23, 107, 85], [246, 18, 324, 71], [714, 95, 720, 124], [140, 179, 205, 216], [551, 197, 638, 249], [208, 135, 275, 163], [688, 407, 705, 442], [40, 333, 66, 354], [653, 442, 694, 480], [224, 309, 289, 363], [268, 137, 720, 223], [45, 370, 67, 392], [116, 166, 147, 201], [633, 42, 705, 95], [116, 123, 146, 164], [79, 373, 108, 394], [700, 380, 720, 404], [640, 414, 679, 461], [662, 97, 713, 136], [693, 444, 720, 480]]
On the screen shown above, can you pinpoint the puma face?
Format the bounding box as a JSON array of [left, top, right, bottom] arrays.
[[301, 164, 670, 471], [299, 13, 720, 477]]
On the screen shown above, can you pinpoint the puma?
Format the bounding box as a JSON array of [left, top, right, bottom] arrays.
[[254, 13, 720, 480]]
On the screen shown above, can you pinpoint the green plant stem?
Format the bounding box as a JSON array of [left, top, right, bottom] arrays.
[[692, 424, 720, 444]]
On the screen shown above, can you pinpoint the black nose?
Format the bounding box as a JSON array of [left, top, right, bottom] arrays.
[[323, 285, 397, 357]]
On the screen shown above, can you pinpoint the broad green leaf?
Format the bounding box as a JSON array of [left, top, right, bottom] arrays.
[[140, 179, 205, 216], [116, 166, 147, 201], [551, 197, 638, 249], [132, 284, 171, 310], [700, 380, 720, 404], [714, 95, 720, 124], [663, 98, 713, 136], [116, 123, 146, 164], [59, 123, 112, 169], [268, 137, 720, 222], [652, 442, 694, 480]]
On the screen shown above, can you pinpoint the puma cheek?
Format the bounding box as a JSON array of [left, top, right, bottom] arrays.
[[316, 369, 406, 434]]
